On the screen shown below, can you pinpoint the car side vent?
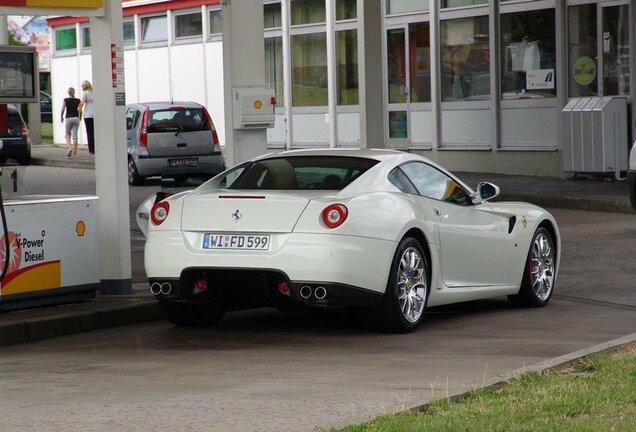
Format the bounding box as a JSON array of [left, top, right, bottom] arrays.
[[508, 216, 517, 234]]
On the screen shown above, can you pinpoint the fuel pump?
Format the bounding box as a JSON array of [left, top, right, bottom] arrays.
[[0, 155, 101, 312], [0, 46, 101, 311]]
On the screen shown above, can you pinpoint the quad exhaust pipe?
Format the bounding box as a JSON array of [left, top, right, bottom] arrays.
[[298, 285, 328, 301], [314, 286, 327, 300], [150, 282, 173, 295], [299, 285, 312, 299]]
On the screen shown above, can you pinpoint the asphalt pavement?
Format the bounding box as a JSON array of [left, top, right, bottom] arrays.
[[1, 144, 635, 428]]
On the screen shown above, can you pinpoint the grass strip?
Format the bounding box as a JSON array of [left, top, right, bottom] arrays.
[[333, 343, 636, 432]]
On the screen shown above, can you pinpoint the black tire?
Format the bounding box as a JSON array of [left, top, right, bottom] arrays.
[[365, 237, 429, 333], [18, 152, 31, 166], [158, 299, 225, 327], [128, 157, 145, 186], [629, 172, 636, 210], [508, 227, 556, 308]]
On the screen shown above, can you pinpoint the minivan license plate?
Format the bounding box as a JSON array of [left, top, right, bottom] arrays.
[[202, 234, 270, 250], [169, 157, 198, 168]]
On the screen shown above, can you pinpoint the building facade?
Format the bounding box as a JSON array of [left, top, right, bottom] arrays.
[[47, 0, 635, 176]]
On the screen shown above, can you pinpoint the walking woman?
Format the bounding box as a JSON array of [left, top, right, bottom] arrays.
[[79, 80, 95, 154], [60, 87, 81, 157]]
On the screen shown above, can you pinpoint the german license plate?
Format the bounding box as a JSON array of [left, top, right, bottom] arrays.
[[202, 233, 271, 250], [168, 157, 198, 168]]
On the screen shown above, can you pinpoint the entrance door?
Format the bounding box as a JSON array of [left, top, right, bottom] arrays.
[[386, 22, 432, 148], [386, 27, 410, 147], [600, 2, 630, 97]]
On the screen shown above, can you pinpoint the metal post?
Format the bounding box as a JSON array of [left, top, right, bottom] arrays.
[[91, 0, 132, 294], [326, 0, 337, 148], [357, 0, 384, 148], [221, 0, 268, 166]]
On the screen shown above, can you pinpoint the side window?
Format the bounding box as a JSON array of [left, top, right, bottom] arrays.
[[125, 108, 136, 130], [388, 167, 418, 194], [400, 162, 470, 206]]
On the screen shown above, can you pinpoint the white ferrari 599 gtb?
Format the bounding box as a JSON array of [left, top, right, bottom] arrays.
[[137, 149, 560, 333]]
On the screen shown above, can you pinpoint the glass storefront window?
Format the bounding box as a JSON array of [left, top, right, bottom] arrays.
[[389, 111, 407, 138], [55, 28, 76, 51], [265, 37, 285, 108], [141, 15, 167, 43], [409, 22, 431, 103], [440, 16, 490, 101], [209, 10, 222, 35], [500, 9, 556, 100], [387, 29, 406, 104], [175, 12, 202, 38], [442, 0, 487, 8], [123, 21, 135, 46], [264, 3, 282, 29], [337, 30, 358, 105], [81, 26, 91, 49], [568, 4, 597, 97], [292, 32, 327, 106], [336, 0, 357, 21], [602, 5, 630, 96], [386, 0, 428, 15], [291, 0, 325, 25]]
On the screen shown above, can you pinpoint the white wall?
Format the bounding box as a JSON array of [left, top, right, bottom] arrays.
[[52, 40, 227, 147]]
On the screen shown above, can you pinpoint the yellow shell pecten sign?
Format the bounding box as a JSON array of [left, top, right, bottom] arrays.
[[0, 0, 103, 7], [573, 56, 596, 87]]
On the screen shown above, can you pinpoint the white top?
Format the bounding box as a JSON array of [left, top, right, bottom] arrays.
[[82, 90, 94, 118]]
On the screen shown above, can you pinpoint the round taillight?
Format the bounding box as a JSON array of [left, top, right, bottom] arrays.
[[322, 204, 348, 228], [151, 202, 170, 225]]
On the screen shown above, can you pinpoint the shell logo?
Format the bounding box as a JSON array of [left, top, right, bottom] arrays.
[[253, 100, 263, 109], [0, 231, 22, 275], [76, 221, 86, 237]]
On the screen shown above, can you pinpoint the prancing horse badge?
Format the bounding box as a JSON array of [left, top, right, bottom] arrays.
[[231, 209, 242, 223]]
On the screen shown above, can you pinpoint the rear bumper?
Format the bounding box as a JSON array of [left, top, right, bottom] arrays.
[[148, 274, 383, 309], [144, 231, 396, 299], [0, 138, 30, 161], [134, 153, 224, 178]]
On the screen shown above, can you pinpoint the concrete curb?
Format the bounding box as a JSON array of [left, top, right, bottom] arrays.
[[0, 300, 160, 347], [31, 156, 95, 170]]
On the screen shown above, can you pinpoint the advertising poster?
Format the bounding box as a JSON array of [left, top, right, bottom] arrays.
[[8, 15, 50, 72]]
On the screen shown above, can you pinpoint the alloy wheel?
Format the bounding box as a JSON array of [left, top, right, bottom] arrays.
[[397, 246, 427, 323]]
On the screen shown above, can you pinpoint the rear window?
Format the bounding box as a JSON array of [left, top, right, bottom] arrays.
[[229, 156, 378, 190], [147, 107, 209, 133]]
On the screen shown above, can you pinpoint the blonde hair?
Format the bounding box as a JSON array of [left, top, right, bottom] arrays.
[[68, 87, 75, 96], [81, 80, 93, 91]]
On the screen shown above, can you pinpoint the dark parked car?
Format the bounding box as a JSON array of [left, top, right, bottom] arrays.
[[125, 101, 224, 185], [0, 105, 31, 166], [40, 91, 52, 123]]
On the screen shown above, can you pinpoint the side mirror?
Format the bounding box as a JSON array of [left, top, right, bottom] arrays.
[[476, 181, 500, 202], [126, 117, 133, 130]]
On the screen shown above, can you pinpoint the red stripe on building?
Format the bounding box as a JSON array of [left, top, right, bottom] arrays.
[[46, 16, 89, 27], [0, 0, 27, 6], [47, 0, 220, 27]]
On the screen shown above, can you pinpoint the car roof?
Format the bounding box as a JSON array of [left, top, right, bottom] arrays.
[[254, 148, 425, 163], [128, 101, 204, 110]]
